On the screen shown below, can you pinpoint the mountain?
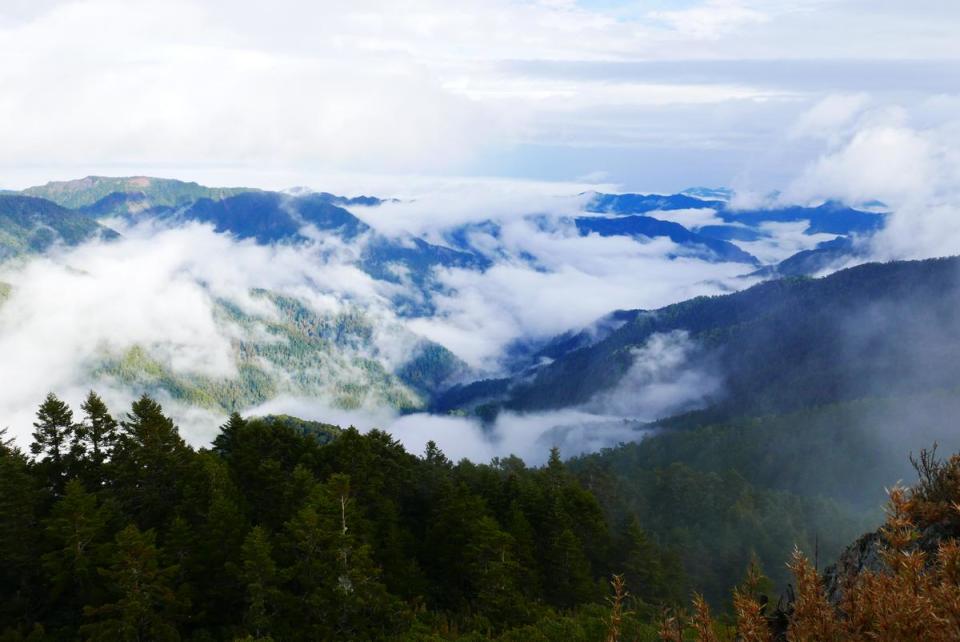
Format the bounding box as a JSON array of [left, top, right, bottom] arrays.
[[719, 200, 885, 236], [587, 191, 724, 214], [22, 175, 254, 211], [0, 194, 119, 259], [441, 256, 960, 420], [681, 186, 734, 201], [588, 191, 886, 237], [164, 191, 369, 243], [752, 236, 865, 278], [575, 214, 759, 264], [77, 188, 490, 304]]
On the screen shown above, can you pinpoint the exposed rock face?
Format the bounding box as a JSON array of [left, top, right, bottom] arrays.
[[822, 530, 886, 604], [822, 520, 960, 604]]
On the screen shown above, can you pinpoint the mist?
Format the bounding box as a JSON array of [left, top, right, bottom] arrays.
[[0, 181, 760, 458]]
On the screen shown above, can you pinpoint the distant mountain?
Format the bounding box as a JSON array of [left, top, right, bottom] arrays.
[[0, 194, 119, 259], [752, 237, 865, 278], [681, 186, 734, 201], [441, 257, 960, 420], [170, 191, 369, 243], [78, 189, 490, 303], [587, 192, 724, 214], [587, 191, 885, 238], [719, 200, 885, 237], [575, 214, 759, 264], [22, 176, 255, 211]]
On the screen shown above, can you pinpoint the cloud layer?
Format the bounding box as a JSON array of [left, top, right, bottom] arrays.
[[2, 1, 959, 190]]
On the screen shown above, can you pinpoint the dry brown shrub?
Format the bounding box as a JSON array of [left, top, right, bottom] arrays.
[[732, 561, 772, 642], [657, 608, 685, 642]]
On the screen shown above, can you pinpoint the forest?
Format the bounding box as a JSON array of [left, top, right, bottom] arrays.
[[1, 392, 683, 640], [3, 390, 958, 641]]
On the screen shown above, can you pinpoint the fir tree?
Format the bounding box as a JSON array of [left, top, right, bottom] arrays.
[[77, 391, 119, 486], [30, 393, 78, 494], [82, 525, 185, 642]]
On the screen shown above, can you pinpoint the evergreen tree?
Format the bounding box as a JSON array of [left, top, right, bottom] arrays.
[[620, 516, 684, 605], [30, 393, 78, 494], [464, 514, 526, 626], [77, 391, 119, 486], [111, 396, 192, 530], [235, 526, 278, 640], [212, 412, 246, 458], [282, 474, 404, 639], [41, 479, 112, 621], [82, 525, 185, 642], [0, 432, 42, 628]]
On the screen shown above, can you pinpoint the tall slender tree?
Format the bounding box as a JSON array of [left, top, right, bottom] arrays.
[[30, 393, 78, 495]]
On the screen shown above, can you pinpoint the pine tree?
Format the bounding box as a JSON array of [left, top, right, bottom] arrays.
[[235, 526, 277, 639], [81, 525, 185, 641], [620, 516, 684, 605], [77, 392, 119, 487], [41, 479, 112, 631], [282, 474, 404, 639], [212, 412, 246, 458], [30, 393, 78, 494], [112, 396, 192, 530], [0, 433, 42, 627], [464, 514, 526, 626]]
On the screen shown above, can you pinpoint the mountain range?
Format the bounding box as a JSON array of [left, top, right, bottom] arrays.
[[0, 175, 890, 419]]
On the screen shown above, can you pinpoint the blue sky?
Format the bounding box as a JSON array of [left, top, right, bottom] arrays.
[[0, 0, 958, 194]]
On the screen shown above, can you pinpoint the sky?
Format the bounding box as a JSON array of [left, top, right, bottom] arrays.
[[1, 0, 959, 193], [2, 0, 960, 460]]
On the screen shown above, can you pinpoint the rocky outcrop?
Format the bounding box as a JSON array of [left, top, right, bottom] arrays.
[[822, 520, 960, 604]]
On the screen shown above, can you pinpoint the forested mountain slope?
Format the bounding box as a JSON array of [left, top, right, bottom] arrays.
[[449, 257, 960, 419], [0, 194, 118, 259]]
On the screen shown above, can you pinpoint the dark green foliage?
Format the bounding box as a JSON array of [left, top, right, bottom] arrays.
[[1, 394, 689, 639], [80, 525, 186, 641], [569, 420, 876, 605], [30, 393, 80, 495]]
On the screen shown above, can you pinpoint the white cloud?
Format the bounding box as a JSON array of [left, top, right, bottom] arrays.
[[789, 93, 871, 140], [409, 220, 755, 369], [650, 0, 770, 39], [3, 0, 958, 189]]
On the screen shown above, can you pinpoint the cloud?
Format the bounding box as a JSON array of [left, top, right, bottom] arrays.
[[780, 99, 960, 261], [646, 207, 725, 229], [407, 216, 756, 369], [245, 398, 655, 466], [0, 220, 408, 444], [0, 175, 765, 452], [789, 93, 871, 141], [650, 0, 770, 39], [587, 330, 721, 418], [4, 0, 959, 192], [249, 331, 719, 465], [350, 178, 597, 238]]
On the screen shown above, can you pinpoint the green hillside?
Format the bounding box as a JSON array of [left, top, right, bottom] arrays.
[[0, 194, 119, 260]]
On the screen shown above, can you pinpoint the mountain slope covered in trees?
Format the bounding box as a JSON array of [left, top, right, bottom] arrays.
[[0, 194, 119, 260], [444, 257, 960, 420]]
